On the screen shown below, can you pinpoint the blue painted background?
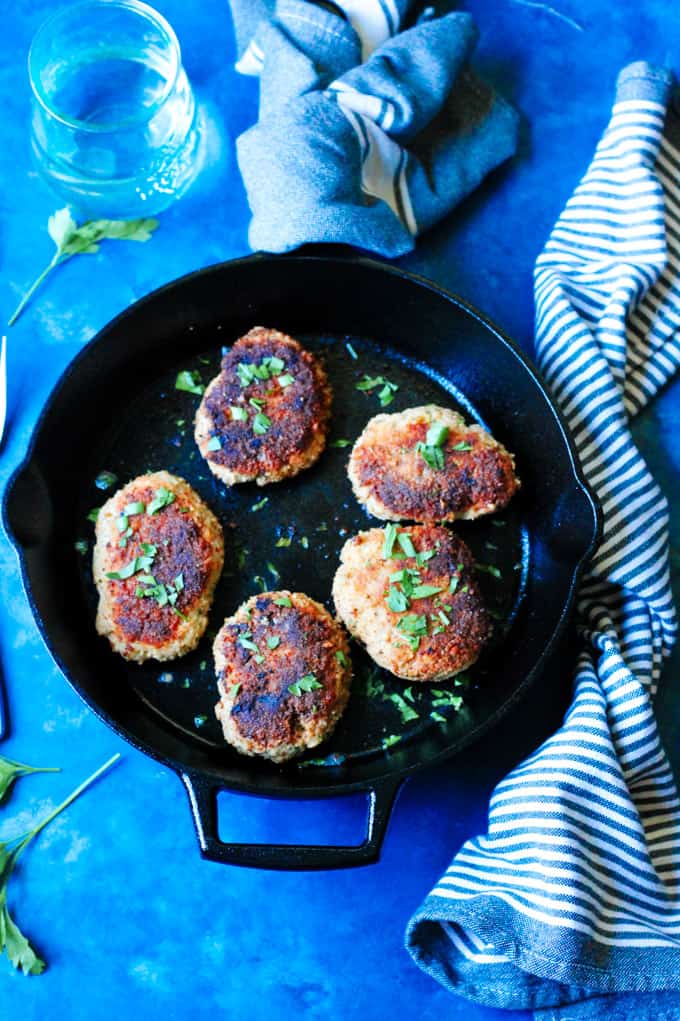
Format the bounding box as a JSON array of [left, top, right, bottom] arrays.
[[1, 2, 679, 1019]]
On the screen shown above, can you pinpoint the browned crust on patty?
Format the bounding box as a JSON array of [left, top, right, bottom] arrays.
[[332, 525, 491, 681], [348, 405, 520, 523], [213, 591, 352, 762], [93, 472, 224, 662], [195, 327, 332, 486]]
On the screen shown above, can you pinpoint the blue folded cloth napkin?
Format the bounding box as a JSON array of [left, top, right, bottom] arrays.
[[228, 0, 519, 256], [406, 61, 680, 1021]]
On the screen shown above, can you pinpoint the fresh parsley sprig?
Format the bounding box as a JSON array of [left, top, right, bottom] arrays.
[[8, 209, 158, 327], [0, 756, 59, 803], [0, 753, 120, 975]]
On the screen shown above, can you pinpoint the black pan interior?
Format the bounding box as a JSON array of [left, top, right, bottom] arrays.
[[6, 255, 598, 794]]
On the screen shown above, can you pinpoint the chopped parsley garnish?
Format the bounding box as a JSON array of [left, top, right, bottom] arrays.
[[147, 487, 176, 515], [382, 734, 401, 749], [437, 608, 451, 626], [397, 533, 417, 559], [237, 356, 288, 386], [387, 587, 409, 613], [207, 436, 222, 452], [288, 674, 322, 697], [267, 636, 281, 650], [382, 523, 398, 559], [355, 374, 399, 406], [230, 405, 248, 421], [335, 650, 349, 668], [124, 501, 145, 516], [253, 575, 267, 592], [345, 342, 358, 359], [300, 536, 309, 549], [230, 682, 241, 697], [105, 547, 156, 580], [174, 573, 184, 591], [330, 438, 351, 448], [431, 711, 447, 724], [449, 574, 460, 593], [74, 540, 88, 555], [236, 363, 257, 386], [116, 515, 129, 533], [87, 508, 100, 523], [410, 584, 443, 599], [397, 613, 428, 650], [277, 373, 294, 388], [274, 595, 292, 607], [415, 549, 436, 567], [474, 563, 502, 579], [238, 633, 259, 653], [251, 496, 269, 512], [431, 691, 464, 710], [266, 561, 280, 580], [275, 536, 292, 548], [175, 370, 204, 395], [249, 397, 265, 410], [252, 411, 271, 435], [194, 715, 208, 728], [387, 692, 419, 723], [416, 421, 449, 471], [452, 440, 473, 451], [94, 470, 118, 490]]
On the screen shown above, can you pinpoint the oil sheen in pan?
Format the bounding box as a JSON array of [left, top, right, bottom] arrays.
[[75, 333, 529, 767]]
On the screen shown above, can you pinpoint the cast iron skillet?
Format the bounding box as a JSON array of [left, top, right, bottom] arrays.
[[3, 254, 600, 870]]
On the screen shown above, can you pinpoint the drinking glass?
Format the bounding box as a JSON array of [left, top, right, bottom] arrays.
[[29, 0, 203, 218]]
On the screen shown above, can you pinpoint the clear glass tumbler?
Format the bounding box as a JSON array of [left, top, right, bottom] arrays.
[[29, 0, 203, 218]]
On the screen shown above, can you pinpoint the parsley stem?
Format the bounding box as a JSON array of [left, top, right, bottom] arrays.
[[12, 752, 121, 861], [7, 253, 64, 327]]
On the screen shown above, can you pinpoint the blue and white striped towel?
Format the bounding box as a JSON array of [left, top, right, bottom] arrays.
[[406, 62, 680, 1021], [228, 0, 518, 256]]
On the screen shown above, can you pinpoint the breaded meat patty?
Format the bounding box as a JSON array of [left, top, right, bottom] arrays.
[[333, 524, 491, 682], [213, 591, 352, 763], [195, 327, 332, 486], [94, 472, 224, 663], [349, 405, 520, 523]]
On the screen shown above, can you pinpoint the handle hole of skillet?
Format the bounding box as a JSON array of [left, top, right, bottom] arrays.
[[217, 789, 369, 847]]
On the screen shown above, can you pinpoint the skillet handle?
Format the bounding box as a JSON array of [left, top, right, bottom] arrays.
[[180, 771, 402, 870]]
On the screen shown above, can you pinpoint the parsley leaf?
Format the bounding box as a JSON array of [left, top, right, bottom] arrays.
[[274, 595, 292, 607], [416, 420, 450, 471], [207, 436, 222, 452], [397, 533, 417, 559], [95, 470, 118, 491], [288, 674, 322, 697], [474, 563, 502, 579], [387, 586, 409, 613], [382, 523, 398, 559], [8, 210, 158, 327], [252, 412, 271, 435], [175, 370, 204, 396], [355, 375, 399, 406], [0, 756, 59, 804], [0, 753, 119, 974], [230, 405, 248, 421], [146, 487, 176, 515], [410, 584, 443, 599]]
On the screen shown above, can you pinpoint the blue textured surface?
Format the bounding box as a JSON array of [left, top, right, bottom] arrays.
[[0, 3, 678, 1019]]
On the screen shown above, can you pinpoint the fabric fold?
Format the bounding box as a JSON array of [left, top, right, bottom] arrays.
[[230, 0, 519, 256], [406, 61, 680, 1020]]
